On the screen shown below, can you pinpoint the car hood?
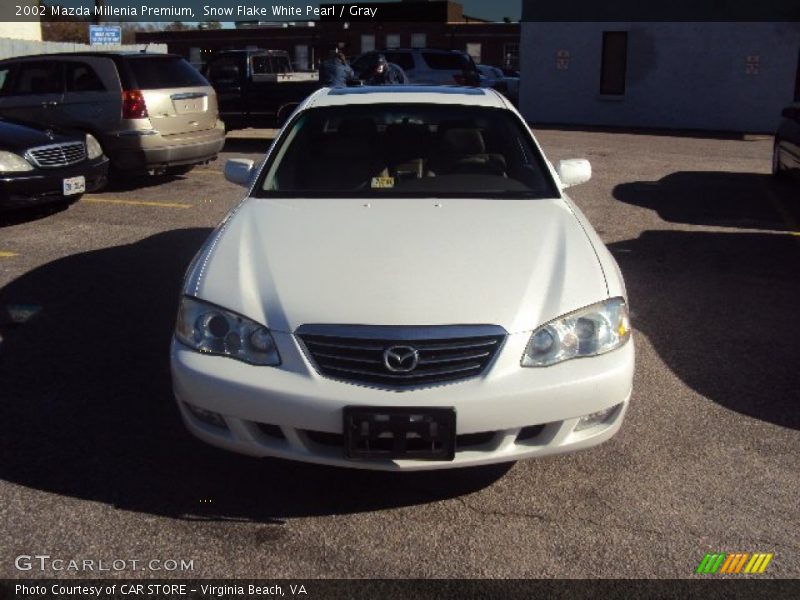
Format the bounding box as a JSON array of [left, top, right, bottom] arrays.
[[0, 118, 80, 152], [188, 197, 609, 334]]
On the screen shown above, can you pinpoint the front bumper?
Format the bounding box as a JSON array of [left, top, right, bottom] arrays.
[[171, 329, 634, 471], [0, 156, 109, 211], [104, 121, 226, 171]]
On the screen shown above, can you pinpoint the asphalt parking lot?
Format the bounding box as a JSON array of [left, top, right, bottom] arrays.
[[1, 128, 798, 579]]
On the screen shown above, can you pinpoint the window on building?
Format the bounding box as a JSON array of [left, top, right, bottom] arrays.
[[411, 33, 426, 48], [294, 45, 309, 71], [189, 47, 203, 69], [503, 43, 519, 69], [386, 34, 401, 49], [600, 31, 628, 95], [466, 43, 482, 64], [360, 35, 375, 54], [0, 67, 12, 95]]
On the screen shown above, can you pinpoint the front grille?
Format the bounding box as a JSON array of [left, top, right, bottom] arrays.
[[27, 142, 86, 168], [298, 325, 506, 389]]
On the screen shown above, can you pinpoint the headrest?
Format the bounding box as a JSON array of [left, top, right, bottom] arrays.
[[442, 128, 485, 155], [337, 118, 377, 137]]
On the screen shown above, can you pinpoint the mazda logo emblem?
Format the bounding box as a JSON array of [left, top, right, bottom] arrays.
[[383, 345, 419, 373]]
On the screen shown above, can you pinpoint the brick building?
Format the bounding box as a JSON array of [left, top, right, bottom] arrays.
[[136, 1, 519, 71]]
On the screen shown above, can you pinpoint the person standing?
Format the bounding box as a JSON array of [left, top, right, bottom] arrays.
[[319, 49, 355, 88], [366, 54, 408, 85]]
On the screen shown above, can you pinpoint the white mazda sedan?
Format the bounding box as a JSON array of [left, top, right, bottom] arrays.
[[171, 86, 634, 470]]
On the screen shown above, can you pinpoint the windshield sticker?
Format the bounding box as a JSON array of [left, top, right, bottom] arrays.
[[371, 176, 395, 189]]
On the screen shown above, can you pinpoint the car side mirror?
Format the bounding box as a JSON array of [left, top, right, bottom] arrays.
[[224, 158, 255, 186], [556, 159, 592, 188]]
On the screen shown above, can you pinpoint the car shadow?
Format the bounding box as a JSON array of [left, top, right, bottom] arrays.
[[0, 201, 73, 228], [613, 171, 798, 231], [0, 229, 510, 523], [534, 123, 765, 142], [100, 172, 187, 194], [609, 229, 799, 431]]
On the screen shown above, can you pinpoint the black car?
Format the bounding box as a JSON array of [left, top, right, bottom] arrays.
[[773, 103, 800, 178], [0, 117, 108, 211]]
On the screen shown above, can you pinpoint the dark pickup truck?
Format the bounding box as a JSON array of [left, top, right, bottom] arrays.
[[203, 49, 320, 130]]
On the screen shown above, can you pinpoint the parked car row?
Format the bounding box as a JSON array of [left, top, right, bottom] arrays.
[[0, 51, 225, 175], [3, 46, 795, 217], [0, 50, 227, 211]]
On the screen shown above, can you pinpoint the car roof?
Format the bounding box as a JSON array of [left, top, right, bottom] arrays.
[[0, 52, 181, 61], [307, 86, 508, 109], [214, 49, 289, 55], [373, 48, 467, 54]]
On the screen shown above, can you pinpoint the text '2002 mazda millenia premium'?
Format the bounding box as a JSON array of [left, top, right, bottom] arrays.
[[171, 86, 634, 471]]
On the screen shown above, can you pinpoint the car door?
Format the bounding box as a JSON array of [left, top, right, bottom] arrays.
[[57, 57, 120, 137], [0, 59, 64, 125], [384, 51, 416, 83], [205, 53, 247, 117]]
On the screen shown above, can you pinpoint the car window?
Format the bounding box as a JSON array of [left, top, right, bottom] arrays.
[[10, 61, 62, 95], [0, 66, 12, 95], [384, 51, 415, 71], [422, 52, 471, 71], [207, 55, 242, 83], [253, 54, 291, 74], [126, 57, 208, 89], [257, 104, 559, 199], [351, 53, 376, 74], [64, 61, 105, 92]]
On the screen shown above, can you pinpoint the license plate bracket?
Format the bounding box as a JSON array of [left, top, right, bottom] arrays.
[[344, 406, 456, 461]]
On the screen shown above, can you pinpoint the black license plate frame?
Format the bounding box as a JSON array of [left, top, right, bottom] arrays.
[[343, 406, 456, 461]]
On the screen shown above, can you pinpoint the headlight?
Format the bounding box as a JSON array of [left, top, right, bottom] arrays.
[[85, 134, 103, 160], [522, 297, 630, 367], [175, 296, 281, 366], [0, 151, 33, 173]]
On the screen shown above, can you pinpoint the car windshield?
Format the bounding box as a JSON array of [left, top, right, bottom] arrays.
[[256, 104, 559, 199]]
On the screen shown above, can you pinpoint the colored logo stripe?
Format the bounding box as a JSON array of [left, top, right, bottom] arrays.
[[697, 553, 773, 574], [744, 553, 774, 574], [719, 553, 749, 574]]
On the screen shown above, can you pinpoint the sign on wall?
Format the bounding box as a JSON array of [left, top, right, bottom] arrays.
[[89, 25, 122, 46], [556, 50, 570, 70], [745, 55, 760, 75]]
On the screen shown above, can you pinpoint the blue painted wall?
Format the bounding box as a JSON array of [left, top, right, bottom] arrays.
[[519, 23, 800, 132]]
